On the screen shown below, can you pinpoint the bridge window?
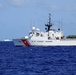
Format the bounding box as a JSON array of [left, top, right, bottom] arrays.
[[36, 33, 39, 36]]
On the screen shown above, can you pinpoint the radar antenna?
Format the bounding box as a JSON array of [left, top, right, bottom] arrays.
[[45, 13, 52, 32]]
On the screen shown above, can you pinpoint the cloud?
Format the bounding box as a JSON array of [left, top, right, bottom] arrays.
[[0, 0, 30, 9], [7, 0, 27, 7], [0, 0, 76, 12]]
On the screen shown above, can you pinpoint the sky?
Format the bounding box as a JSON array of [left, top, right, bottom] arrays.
[[0, 0, 76, 40]]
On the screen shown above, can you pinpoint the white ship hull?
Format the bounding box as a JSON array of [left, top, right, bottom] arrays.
[[13, 39, 76, 46]]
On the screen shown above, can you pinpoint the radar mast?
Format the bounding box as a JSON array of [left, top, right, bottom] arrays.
[[45, 13, 52, 32]]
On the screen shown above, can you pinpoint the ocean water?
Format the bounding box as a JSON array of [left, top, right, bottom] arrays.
[[0, 42, 76, 75]]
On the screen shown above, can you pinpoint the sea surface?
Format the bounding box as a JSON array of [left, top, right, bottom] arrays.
[[0, 42, 76, 75]]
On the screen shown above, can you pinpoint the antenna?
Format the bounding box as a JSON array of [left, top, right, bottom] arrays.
[[45, 13, 53, 39], [60, 20, 62, 31], [45, 13, 52, 32], [49, 13, 52, 27], [58, 21, 60, 30]]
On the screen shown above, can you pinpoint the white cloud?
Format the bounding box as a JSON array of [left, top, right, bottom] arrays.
[[0, 0, 31, 9], [0, 0, 76, 12], [7, 0, 27, 6]]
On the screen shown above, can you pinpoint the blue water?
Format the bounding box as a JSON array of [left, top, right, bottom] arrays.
[[0, 42, 76, 75]]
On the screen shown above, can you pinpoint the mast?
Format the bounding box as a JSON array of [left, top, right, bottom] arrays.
[[45, 13, 52, 32], [45, 13, 53, 39]]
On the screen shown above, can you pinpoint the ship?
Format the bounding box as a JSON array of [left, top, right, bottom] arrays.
[[3, 38, 11, 42], [13, 14, 76, 46]]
